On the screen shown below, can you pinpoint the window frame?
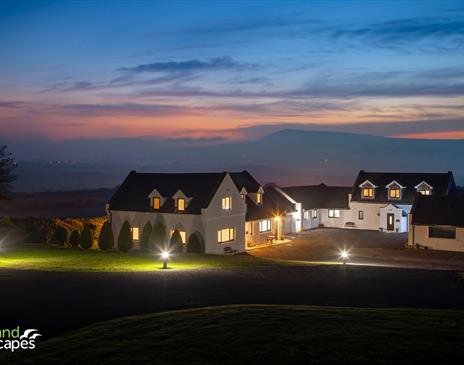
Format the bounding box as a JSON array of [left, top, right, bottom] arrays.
[[389, 188, 401, 199], [259, 219, 271, 233], [217, 227, 236, 243], [153, 196, 160, 209], [428, 226, 456, 239], [311, 209, 318, 219], [131, 227, 139, 241], [303, 210, 309, 220], [256, 192, 262, 205], [177, 198, 185, 212], [221, 196, 232, 211], [328, 209, 340, 218], [361, 187, 374, 199], [358, 210, 364, 220]]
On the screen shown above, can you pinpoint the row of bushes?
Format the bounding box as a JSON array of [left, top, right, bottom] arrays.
[[49, 220, 205, 253]]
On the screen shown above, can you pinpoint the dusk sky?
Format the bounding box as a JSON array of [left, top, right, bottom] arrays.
[[1, 0, 464, 141]]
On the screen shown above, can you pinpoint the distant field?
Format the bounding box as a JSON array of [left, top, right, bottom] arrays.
[[2, 305, 464, 364], [0, 245, 285, 272]]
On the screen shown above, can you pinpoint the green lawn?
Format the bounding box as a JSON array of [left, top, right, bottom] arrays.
[[2, 305, 464, 364], [0, 245, 282, 272]]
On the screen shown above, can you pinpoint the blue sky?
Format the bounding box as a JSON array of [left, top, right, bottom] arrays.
[[1, 0, 464, 140]]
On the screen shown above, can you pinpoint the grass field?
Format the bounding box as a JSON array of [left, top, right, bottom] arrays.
[[0, 245, 283, 272], [2, 305, 463, 364]]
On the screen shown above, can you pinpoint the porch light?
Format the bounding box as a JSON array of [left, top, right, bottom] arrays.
[[161, 250, 170, 269]]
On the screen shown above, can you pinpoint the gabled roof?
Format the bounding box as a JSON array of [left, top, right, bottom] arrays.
[[282, 183, 351, 210], [411, 194, 464, 227], [351, 171, 455, 204], [109, 171, 228, 214], [230, 171, 262, 193], [245, 184, 296, 221]]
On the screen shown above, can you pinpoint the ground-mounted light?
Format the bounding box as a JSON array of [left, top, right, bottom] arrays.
[[340, 250, 349, 265], [160, 250, 170, 269]]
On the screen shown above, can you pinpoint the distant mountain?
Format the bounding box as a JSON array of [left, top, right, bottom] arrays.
[[11, 129, 464, 191]]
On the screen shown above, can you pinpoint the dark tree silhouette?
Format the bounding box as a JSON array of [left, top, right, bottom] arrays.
[[0, 145, 16, 200]]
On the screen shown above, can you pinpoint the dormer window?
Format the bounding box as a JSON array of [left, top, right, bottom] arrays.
[[153, 196, 160, 209], [362, 187, 374, 198], [256, 193, 262, 204], [177, 198, 185, 212], [240, 193, 245, 200], [415, 181, 433, 196], [389, 188, 401, 199], [222, 196, 232, 210], [359, 180, 376, 199]]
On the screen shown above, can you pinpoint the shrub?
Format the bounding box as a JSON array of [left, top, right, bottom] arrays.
[[98, 222, 114, 251], [117, 221, 133, 252], [187, 233, 204, 253], [69, 229, 80, 247], [170, 230, 184, 253], [148, 222, 166, 251], [80, 224, 93, 249], [50, 225, 69, 245], [140, 222, 152, 251]]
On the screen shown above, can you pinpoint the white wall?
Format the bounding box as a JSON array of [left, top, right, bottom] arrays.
[[301, 209, 320, 230], [411, 225, 464, 252], [201, 173, 246, 254], [319, 209, 350, 228]]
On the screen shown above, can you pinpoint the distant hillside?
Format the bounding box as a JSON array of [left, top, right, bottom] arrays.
[[11, 129, 464, 191]]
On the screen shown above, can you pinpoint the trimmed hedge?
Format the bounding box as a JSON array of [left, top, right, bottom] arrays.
[[187, 233, 204, 253], [80, 224, 93, 249], [69, 229, 80, 247], [117, 221, 133, 252], [148, 222, 166, 251], [140, 222, 152, 251], [98, 221, 114, 251], [50, 225, 69, 245]]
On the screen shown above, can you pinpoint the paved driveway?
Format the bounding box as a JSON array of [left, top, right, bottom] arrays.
[[250, 228, 464, 270]]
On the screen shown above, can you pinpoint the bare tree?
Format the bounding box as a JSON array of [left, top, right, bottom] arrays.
[[0, 145, 17, 200]]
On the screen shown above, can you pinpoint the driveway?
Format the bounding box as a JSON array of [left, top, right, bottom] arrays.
[[1, 264, 463, 338], [250, 228, 464, 270]]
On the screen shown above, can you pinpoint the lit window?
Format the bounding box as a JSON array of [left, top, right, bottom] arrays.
[[131, 227, 139, 241], [362, 187, 374, 198], [177, 198, 185, 211], [256, 193, 262, 204], [328, 209, 340, 218], [389, 188, 401, 199], [419, 189, 431, 195], [170, 229, 186, 243], [217, 227, 235, 243], [358, 211, 364, 220], [153, 197, 160, 209], [259, 219, 271, 232], [240, 193, 245, 200], [311, 209, 317, 219], [222, 196, 232, 210], [303, 210, 309, 220]]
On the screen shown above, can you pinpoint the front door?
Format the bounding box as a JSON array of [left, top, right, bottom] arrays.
[[387, 213, 395, 231]]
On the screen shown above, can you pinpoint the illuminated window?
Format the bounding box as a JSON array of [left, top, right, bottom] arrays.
[[256, 193, 262, 204], [240, 193, 245, 200], [177, 198, 185, 212], [131, 227, 139, 241], [362, 188, 374, 198], [153, 197, 160, 209], [419, 189, 431, 195], [259, 219, 271, 232], [303, 210, 309, 220], [358, 211, 364, 220], [389, 188, 401, 199], [311, 209, 317, 219], [170, 229, 186, 243], [328, 209, 340, 218], [217, 227, 235, 243], [222, 196, 232, 210]]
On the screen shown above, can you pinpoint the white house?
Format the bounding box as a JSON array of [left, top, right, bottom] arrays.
[[408, 194, 464, 252], [107, 170, 295, 254], [281, 171, 457, 234]]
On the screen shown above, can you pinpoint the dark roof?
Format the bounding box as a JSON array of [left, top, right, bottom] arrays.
[[282, 183, 351, 209], [230, 171, 262, 193], [245, 184, 296, 221], [109, 171, 227, 214], [411, 194, 464, 227], [351, 171, 455, 204]]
